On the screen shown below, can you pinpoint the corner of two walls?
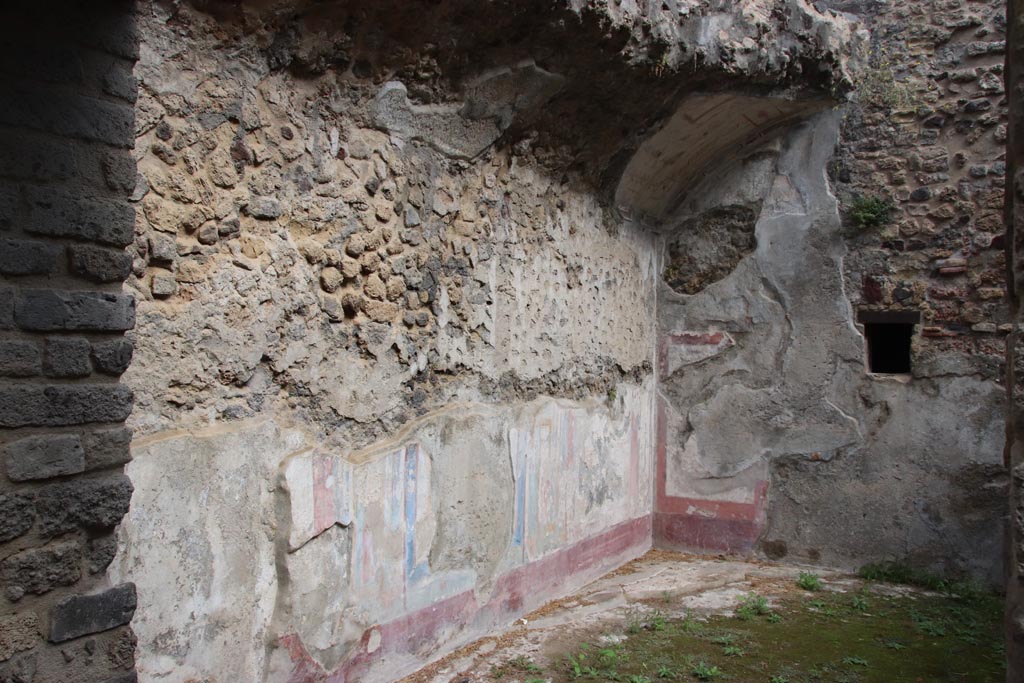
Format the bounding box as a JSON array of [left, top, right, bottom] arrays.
[[651, 106, 858, 558]]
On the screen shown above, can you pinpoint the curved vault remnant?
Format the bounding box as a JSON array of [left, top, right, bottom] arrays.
[[615, 93, 829, 222]]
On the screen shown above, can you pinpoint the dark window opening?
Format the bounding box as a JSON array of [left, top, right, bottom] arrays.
[[857, 310, 919, 375]]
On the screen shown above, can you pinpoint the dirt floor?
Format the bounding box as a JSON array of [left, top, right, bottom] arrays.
[[400, 551, 1005, 683]]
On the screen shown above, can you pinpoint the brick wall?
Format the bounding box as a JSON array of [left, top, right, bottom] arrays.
[[0, 2, 139, 682], [832, 0, 1009, 366], [1005, 0, 1024, 677]]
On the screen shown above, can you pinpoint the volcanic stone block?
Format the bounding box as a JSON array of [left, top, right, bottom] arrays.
[[0, 131, 74, 182], [43, 337, 93, 378], [0, 541, 82, 601], [4, 434, 85, 481], [23, 189, 135, 247], [0, 340, 41, 377], [91, 338, 133, 376], [0, 385, 133, 428], [82, 427, 132, 471], [0, 239, 62, 276], [0, 493, 35, 542], [49, 583, 136, 643], [0, 84, 133, 147], [69, 244, 133, 283], [14, 289, 135, 332], [35, 474, 133, 536]]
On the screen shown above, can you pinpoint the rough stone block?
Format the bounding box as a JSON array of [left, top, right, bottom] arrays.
[[86, 9, 141, 60], [0, 84, 133, 148], [87, 535, 118, 575], [147, 233, 176, 264], [0, 613, 38, 662], [0, 541, 82, 602], [35, 474, 133, 536], [82, 427, 132, 471], [246, 197, 283, 219], [49, 583, 136, 643], [101, 152, 136, 194], [0, 288, 12, 330], [0, 651, 37, 681], [69, 244, 132, 283], [23, 189, 135, 247], [0, 384, 133, 428], [151, 272, 177, 298], [0, 340, 41, 377], [101, 59, 138, 103], [0, 493, 34, 542], [4, 434, 85, 482], [43, 337, 93, 378], [0, 131, 75, 182], [91, 338, 133, 376], [14, 289, 135, 332], [0, 239, 62, 276]]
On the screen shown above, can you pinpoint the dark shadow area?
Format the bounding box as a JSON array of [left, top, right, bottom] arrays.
[[858, 310, 919, 374]]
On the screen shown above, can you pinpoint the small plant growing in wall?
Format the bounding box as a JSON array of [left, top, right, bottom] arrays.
[[847, 194, 894, 231], [851, 47, 917, 110]]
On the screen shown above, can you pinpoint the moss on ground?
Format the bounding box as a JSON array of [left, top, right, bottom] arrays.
[[515, 583, 1004, 683]]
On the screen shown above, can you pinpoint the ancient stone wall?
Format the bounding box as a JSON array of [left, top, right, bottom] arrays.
[[1004, 0, 1023, 676], [114, 3, 655, 680], [0, 2, 140, 682], [827, 0, 1008, 581], [653, 0, 1008, 585], [110, 1, 858, 681]]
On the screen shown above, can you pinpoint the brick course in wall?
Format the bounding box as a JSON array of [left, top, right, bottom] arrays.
[[0, 2, 139, 682]]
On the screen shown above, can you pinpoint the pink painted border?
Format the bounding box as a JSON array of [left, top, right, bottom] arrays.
[[657, 332, 727, 380], [654, 394, 768, 554], [282, 515, 652, 683]]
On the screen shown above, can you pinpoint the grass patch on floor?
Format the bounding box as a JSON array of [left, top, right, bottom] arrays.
[[529, 584, 1004, 683]]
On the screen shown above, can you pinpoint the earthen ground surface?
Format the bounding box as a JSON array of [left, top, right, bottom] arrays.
[[401, 551, 853, 683]]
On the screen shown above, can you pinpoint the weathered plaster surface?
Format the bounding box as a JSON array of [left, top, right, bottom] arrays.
[[112, 384, 654, 682]]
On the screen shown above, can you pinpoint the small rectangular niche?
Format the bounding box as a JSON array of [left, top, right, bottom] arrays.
[[857, 310, 920, 375]]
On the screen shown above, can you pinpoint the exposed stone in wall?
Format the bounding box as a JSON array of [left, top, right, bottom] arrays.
[[123, 0, 859, 450], [662, 204, 759, 295], [831, 0, 1008, 370], [125, 3, 672, 449], [0, 2, 139, 682], [1004, 0, 1024, 676], [830, 0, 1009, 578]]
